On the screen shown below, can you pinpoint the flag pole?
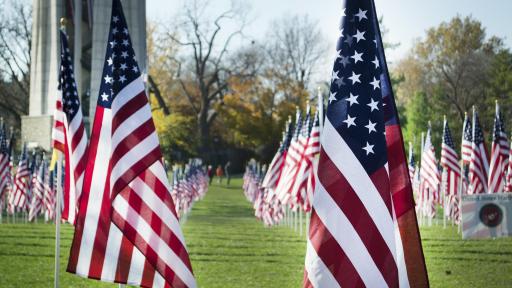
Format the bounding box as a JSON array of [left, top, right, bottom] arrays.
[[54, 152, 62, 288], [53, 17, 67, 288]]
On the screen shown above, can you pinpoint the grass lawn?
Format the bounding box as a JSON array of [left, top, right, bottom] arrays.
[[0, 177, 511, 287]]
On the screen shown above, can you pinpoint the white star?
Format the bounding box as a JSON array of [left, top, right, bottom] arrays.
[[355, 9, 368, 21], [345, 93, 359, 106], [120, 63, 128, 70], [104, 75, 113, 84], [121, 51, 129, 58], [107, 57, 113, 66], [365, 120, 377, 134], [332, 70, 340, 82], [343, 115, 356, 128], [122, 39, 129, 46], [372, 56, 380, 69], [373, 38, 378, 48], [123, 28, 129, 35], [132, 66, 139, 73], [362, 142, 375, 155], [348, 72, 361, 84], [328, 92, 337, 103], [113, 16, 119, 23], [370, 77, 380, 90], [336, 49, 342, 59], [341, 8, 346, 17], [351, 50, 363, 63], [119, 75, 127, 83], [109, 40, 117, 48], [367, 98, 379, 111], [353, 30, 366, 42], [112, 27, 119, 34], [68, 108, 74, 114], [101, 92, 109, 101]]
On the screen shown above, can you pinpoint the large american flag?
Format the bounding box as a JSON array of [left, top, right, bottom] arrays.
[[468, 109, 489, 194], [304, 0, 427, 287], [440, 118, 461, 221], [488, 102, 509, 193], [67, 1, 195, 287], [51, 29, 89, 224]]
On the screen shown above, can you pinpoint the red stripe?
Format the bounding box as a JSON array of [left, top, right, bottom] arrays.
[[115, 236, 134, 283], [141, 260, 157, 288], [112, 92, 147, 133], [318, 150, 398, 287], [110, 119, 155, 168], [308, 209, 364, 287]]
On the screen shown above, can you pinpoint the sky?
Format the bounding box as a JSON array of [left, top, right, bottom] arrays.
[[147, 0, 512, 71]]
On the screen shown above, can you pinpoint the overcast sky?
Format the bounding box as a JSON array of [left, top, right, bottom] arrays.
[[147, 0, 512, 80]]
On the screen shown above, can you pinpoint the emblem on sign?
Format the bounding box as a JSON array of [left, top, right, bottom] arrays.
[[479, 203, 503, 228]]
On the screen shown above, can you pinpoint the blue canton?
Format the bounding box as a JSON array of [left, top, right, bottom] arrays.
[[59, 30, 81, 121], [97, 0, 142, 109]]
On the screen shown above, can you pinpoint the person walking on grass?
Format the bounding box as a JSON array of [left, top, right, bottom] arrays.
[[216, 165, 224, 184], [224, 161, 231, 186], [207, 165, 214, 184]]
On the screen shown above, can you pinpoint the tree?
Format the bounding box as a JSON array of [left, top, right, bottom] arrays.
[[0, 0, 31, 127], [165, 0, 252, 159], [394, 16, 508, 147]]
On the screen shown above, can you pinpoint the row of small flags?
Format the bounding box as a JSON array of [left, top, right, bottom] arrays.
[[243, 102, 321, 226], [170, 159, 209, 218], [411, 103, 512, 225]]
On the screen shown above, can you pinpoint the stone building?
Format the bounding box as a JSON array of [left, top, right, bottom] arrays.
[[22, 0, 146, 151]]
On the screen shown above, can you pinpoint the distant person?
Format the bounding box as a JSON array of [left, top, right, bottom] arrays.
[[216, 165, 224, 184], [224, 161, 231, 186], [207, 165, 214, 184]]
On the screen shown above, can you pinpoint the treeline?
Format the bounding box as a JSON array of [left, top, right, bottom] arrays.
[[394, 16, 512, 155]]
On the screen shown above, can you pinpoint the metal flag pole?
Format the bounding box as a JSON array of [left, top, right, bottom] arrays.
[[420, 132, 425, 227], [317, 87, 324, 130], [299, 208, 303, 236], [54, 152, 63, 288], [53, 17, 67, 288]]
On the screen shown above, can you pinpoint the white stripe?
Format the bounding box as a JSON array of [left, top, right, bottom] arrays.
[[322, 119, 397, 259], [127, 246, 145, 285], [110, 132, 159, 189], [111, 104, 152, 149], [129, 175, 186, 244], [68, 111, 84, 139], [313, 181, 388, 287], [152, 272, 166, 288], [76, 109, 112, 276], [111, 76, 145, 113], [101, 223, 123, 281], [305, 240, 341, 288], [112, 196, 197, 288]]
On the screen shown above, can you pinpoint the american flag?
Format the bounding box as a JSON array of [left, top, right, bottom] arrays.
[[440, 118, 461, 221], [0, 125, 11, 199], [290, 104, 312, 208], [468, 109, 489, 194], [505, 136, 512, 192], [297, 111, 321, 212], [51, 28, 89, 224], [304, 0, 427, 287], [488, 102, 509, 193], [408, 142, 416, 185], [67, 1, 195, 287], [29, 157, 46, 221], [420, 126, 440, 207], [44, 168, 56, 222], [261, 119, 293, 199], [11, 144, 30, 210], [461, 113, 472, 164], [276, 109, 303, 207]]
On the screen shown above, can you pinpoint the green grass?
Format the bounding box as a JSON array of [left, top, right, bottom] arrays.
[[1, 178, 511, 287]]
